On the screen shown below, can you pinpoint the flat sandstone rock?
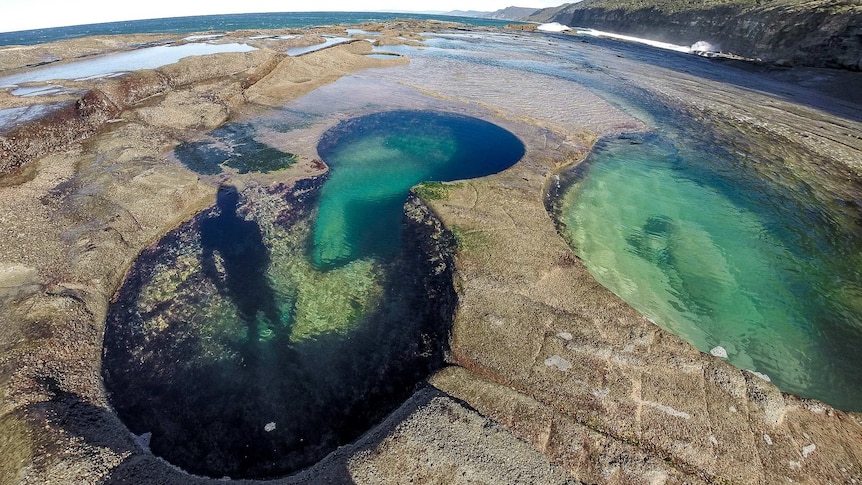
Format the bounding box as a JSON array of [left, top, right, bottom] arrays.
[[1, 21, 861, 485]]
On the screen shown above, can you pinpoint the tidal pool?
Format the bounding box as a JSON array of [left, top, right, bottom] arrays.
[[0, 42, 256, 88], [313, 110, 524, 269], [173, 122, 298, 175], [557, 133, 862, 410], [102, 110, 524, 478]]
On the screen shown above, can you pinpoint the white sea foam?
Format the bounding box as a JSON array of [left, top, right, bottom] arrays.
[[748, 369, 772, 382], [537, 22, 571, 33], [581, 29, 691, 53], [691, 40, 718, 52], [183, 34, 224, 41]]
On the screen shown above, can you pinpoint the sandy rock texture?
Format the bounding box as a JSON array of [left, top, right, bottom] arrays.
[[1, 19, 861, 485], [398, 29, 862, 483], [0, 30, 414, 484]]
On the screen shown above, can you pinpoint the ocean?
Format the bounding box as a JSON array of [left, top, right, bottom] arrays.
[[0, 12, 519, 47]]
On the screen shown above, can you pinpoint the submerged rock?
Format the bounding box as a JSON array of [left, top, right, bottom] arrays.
[[102, 182, 457, 479]]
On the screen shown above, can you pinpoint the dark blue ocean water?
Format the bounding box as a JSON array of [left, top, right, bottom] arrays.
[[0, 12, 518, 46]]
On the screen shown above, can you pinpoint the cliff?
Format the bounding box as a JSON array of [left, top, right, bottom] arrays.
[[529, 0, 862, 70]]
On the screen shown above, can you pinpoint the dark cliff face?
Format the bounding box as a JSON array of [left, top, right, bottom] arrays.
[[530, 0, 862, 71]]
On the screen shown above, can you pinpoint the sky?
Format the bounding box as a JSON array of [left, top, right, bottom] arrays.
[[0, 0, 566, 33]]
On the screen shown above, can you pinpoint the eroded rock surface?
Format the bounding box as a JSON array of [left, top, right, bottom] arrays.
[[1, 20, 861, 485]]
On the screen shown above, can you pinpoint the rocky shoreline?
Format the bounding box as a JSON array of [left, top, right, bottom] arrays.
[[528, 0, 862, 71], [1, 19, 861, 484]]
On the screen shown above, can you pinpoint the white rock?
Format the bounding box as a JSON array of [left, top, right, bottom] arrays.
[[763, 434, 773, 445], [544, 355, 572, 372], [557, 332, 573, 341], [592, 388, 609, 399], [642, 400, 691, 420], [802, 444, 816, 458], [749, 370, 771, 382], [264, 422, 276, 432], [710, 346, 728, 358]]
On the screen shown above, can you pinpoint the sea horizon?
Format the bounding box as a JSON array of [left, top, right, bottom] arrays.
[[0, 11, 520, 47]]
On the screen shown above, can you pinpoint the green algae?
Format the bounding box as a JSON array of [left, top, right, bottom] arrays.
[[174, 123, 297, 175], [414, 181, 462, 200], [266, 215, 384, 341], [0, 413, 31, 485], [102, 180, 455, 479]]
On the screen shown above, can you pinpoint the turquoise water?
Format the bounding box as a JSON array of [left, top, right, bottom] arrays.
[[103, 182, 445, 479], [103, 110, 524, 478], [313, 110, 524, 269], [559, 134, 862, 410]]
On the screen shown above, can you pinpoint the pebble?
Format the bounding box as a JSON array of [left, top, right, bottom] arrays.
[[544, 355, 572, 372], [710, 346, 728, 358]]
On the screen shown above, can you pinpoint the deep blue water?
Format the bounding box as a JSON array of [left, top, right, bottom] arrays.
[[313, 110, 525, 269], [102, 111, 523, 479], [0, 12, 519, 46]]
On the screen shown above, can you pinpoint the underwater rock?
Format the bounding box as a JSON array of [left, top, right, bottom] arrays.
[[102, 182, 457, 479]]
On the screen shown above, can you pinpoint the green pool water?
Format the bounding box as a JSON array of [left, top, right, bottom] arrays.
[[313, 110, 525, 269], [102, 110, 524, 479], [558, 134, 862, 410]]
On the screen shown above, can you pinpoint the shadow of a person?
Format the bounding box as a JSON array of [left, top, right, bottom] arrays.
[[200, 185, 285, 346]]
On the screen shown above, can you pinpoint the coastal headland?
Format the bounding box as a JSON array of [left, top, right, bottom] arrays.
[[528, 0, 862, 71], [1, 17, 862, 484]]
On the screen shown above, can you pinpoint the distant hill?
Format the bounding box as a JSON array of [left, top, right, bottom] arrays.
[[447, 6, 540, 21], [527, 0, 862, 70], [447, 10, 491, 18]]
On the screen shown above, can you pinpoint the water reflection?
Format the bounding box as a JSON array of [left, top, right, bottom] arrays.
[[0, 42, 257, 88]]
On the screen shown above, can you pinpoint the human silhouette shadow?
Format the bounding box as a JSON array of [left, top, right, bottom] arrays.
[[200, 185, 286, 347]]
